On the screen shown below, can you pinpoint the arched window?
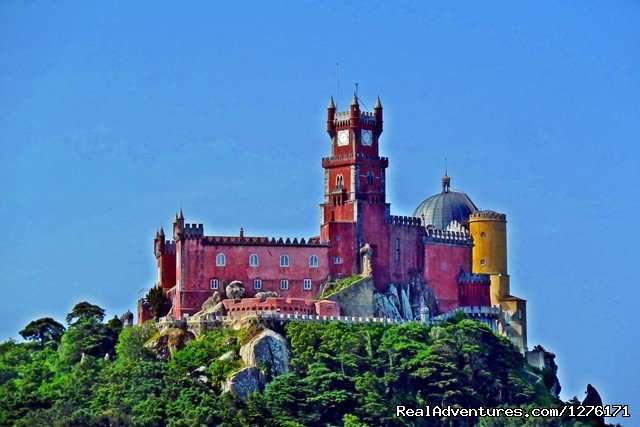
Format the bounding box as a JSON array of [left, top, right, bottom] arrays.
[[253, 278, 262, 290], [279, 254, 289, 267], [303, 279, 312, 290], [249, 253, 259, 267], [309, 254, 319, 268], [366, 171, 374, 185], [216, 253, 226, 266], [280, 279, 289, 290], [336, 174, 344, 188], [210, 278, 219, 290]]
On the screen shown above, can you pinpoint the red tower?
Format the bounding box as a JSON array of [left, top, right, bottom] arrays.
[[320, 94, 390, 285]]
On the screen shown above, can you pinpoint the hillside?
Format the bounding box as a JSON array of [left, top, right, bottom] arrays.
[[0, 302, 606, 427]]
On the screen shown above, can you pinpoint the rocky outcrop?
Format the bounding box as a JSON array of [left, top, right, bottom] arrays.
[[239, 329, 289, 376], [326, 277, 374, 317], [224, 329, 290, 400], [373, 280, 439, 321], [254, 291, 279, 301], [223, 367, 264, 400], [145, 327, 195, 361], [226, 280, 246, 299], [202, 291, 223, 311]]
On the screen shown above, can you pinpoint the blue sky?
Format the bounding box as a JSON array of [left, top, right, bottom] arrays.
[[1, 1, 638, 420]]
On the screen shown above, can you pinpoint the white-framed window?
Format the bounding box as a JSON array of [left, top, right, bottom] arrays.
[[303, 279, 312, 290], [280, 254, 290, 267], [309, 254, 319, 268], [279, 279, 289, 290], [210, 278, 219, 290], [333, 257, 342, 265], [336, 174, 344, 188], [253, 278, 262, 290], [249, 253, 259, 267], [216, 253, 226, 266]]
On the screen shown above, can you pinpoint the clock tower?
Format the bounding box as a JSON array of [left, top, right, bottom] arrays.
[[320, 94, 390, 282]]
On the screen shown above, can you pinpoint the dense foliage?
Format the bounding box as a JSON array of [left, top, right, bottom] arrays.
[[0, 303, 596, 426]]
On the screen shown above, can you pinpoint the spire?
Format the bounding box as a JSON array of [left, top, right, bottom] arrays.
[[350, 92, 358, 106], [374, 96, 382, 109], [177, 208, 184, 220], [327, 96, 335, 109], [155, 229, 160, 238], [159, 227, 165, 237]]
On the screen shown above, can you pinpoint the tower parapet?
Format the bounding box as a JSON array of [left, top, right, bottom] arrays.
[[423, 227, 472, 245], [183, 223, 204, 238], [387, 215, 422, 227]]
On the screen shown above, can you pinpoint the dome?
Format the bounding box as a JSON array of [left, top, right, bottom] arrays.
[[413, 175, 478, 229]]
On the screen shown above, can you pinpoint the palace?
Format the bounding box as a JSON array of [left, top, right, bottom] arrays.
[[139, 94, 528, 351]]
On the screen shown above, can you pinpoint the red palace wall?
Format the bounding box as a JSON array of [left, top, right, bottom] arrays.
[[320, 221, 357, 279], [423, 242, 471, 312], [172, 238, 330, 316], [157, 249, 176, 291], [222, 297, 339, 317], [387, 222, 425, 285]]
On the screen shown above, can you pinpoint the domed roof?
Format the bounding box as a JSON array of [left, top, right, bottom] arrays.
[[412, 175, 478, 229]]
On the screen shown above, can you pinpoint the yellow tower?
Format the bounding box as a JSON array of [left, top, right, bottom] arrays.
[[469, 210, 527, 352], [468, 210, 508, 304]]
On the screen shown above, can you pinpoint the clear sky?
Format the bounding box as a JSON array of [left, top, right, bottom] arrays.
[[1, 1, 638, 421]]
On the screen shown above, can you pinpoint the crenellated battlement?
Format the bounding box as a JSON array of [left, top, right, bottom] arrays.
[[164, 241, 176, 254], [334, 110, 377, 126], [183, 223, 204, 238], [458, 272, 491, 284], [469, 210, 506, 221], [322, 153, 388, 168], [387, 215, 422, 227], [423, 227, 472, 245], [201, 235, 327, 247]]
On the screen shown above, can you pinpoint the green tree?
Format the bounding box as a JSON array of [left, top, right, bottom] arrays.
[[146, 287, 170, 319], [65, 301, 106, 325], [19, 317, 65, 347]]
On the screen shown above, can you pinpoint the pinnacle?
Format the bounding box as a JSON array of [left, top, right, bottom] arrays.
[[327, 96, 335, 109], [350, 92, 358, 106], [374, 96, 382, 109]]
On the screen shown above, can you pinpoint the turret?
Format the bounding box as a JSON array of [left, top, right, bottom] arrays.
[[173, 209, 184, 240], [374, 96, 383, 135], [349, 93, 360, 129], [154, 227, 166, 257], [326, 96, 336, 136]]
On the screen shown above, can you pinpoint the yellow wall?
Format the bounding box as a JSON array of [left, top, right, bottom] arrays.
[[489, 274, 510, 305]]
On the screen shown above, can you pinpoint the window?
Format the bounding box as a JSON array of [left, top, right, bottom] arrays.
[[518, 309, 523, 319], [309, 254, 319, 268], [366, 171, 374, 185], [303, 279, 312, 290], [253, 278, 262, 290], [395, 238, 400, 261], [280, 279, 289, 290], [333, 257, 342, 265], [280, 254, 290, 267], [479, 258, 487, 266], [336, 174, 344, 188], [480, 232, 487, 238], [249, 253, 259, 267], [216, 253, 226, 266], [210, 278, 219, 290]]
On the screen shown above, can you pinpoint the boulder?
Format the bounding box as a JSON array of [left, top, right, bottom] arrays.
[[223, 367, 264, 400], [226, 280, 246, 299], [254, 291, 279, 301], [145, 327, 195, 361], [239, 329, 289, 377], [202, 291, 223, 311]]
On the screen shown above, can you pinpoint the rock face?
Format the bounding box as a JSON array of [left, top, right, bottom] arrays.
[[145, 327, 195, 361], [223, 367, 264, 400], [226, 280, 246, 299], [224, 329, 290, 400], [327, 277, 375, 317], [373, 281, 439, 321], [239, 329, 289, 376]]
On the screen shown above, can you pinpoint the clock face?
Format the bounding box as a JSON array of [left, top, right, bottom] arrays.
[[361, 130, 373, 146], [337, 130, 349, 146]]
